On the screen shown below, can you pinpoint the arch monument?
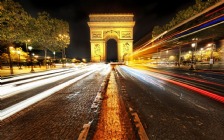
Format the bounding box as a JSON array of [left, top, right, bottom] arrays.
[[88, 13, 135, 62]]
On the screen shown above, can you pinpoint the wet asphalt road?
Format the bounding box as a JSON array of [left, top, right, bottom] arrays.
[[115, 65, 224, 140]]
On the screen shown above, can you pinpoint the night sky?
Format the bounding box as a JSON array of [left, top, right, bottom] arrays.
[[14, 0, 195, 59]]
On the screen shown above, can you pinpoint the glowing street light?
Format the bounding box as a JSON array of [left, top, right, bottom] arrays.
[[166, 50, 169, 64], [28, 46, 34, 72], [189, 43, 196, 70], [82, 58, 86, 63], [53, 51, 56, 60]]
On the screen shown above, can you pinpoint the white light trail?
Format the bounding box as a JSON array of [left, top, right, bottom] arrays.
[[0, 65, 98, 99], [1, 69, 74, 89], [0, 65, 104, 120], [1, 68, 66, 83]]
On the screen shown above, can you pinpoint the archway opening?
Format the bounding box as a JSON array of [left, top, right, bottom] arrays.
[[106, 39, 118, 62]]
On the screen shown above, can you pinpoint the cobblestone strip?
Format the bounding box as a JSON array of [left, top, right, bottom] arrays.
[[92, 70, 136, 140], [78, 70, 110, 140]]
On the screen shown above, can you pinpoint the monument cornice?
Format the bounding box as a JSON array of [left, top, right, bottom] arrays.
[[88, 22, 135, 28], [89, 13, 134, 22]]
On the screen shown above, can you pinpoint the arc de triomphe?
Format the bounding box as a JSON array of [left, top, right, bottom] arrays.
[[88, 13, 135, 62]]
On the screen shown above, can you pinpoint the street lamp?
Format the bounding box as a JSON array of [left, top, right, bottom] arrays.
[[25, 39, 30, 52], [17, 50, 22, 69], [189, 43, 196, 70], [46, 56, 51, 68], [28, 46, 34, 72], [82, 58, 86, 63], [53, 51, 56, 60], [208, 43, 216, 69]]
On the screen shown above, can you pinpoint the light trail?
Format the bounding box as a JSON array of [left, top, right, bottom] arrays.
[[0, 64, 105, 120], [205, 6, 224, 17], [145, 68, 224, 88], [120, 66, 224, 103], [1, 69, 74, 89], [132, 31, 167, 54], [0, 65, 99, 99], [118, 66, 166, 90], [131, 13, 224, 57], [167, 20, 224, 43], [1, 68, 67, 83]]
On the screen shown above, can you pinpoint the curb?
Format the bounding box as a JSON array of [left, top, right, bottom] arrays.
[[77, 70, 111, 140], [130, 110, 149, 140], [77, 121, 92, 140], [114, 67, 149, 140]]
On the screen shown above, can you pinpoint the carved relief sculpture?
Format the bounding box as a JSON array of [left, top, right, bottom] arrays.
[[92, 31, 102, 39], [121, 31, 131, 39], [123, 42, 130, 53], [94, 44, 100, 55]]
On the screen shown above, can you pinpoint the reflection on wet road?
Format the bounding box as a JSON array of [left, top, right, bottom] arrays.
[[116, 65, 224, 139]]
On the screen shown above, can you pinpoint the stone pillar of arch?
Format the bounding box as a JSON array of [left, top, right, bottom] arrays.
[[88, 13, 135, 62]]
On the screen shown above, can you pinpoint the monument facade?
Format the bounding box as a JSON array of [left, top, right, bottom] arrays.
[[88, 13, 135, 62]]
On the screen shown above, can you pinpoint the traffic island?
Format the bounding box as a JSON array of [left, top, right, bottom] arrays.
[[92, 70, 137, 139]]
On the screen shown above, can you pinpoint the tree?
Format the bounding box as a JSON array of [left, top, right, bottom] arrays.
[[0, 0, 32, 44], [48, 18, 70, 53], [151, 0, 221, 38], [0, 0, 70, 72], [32, 12, 70, 64], [0, 0, 32, 74]]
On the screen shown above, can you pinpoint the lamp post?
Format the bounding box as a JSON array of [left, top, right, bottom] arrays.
[[53, 51, 56, 61], [189, 43, 196, 70], [17, 50, 22, 69], [25, 39, 30, 52], [208, 43, 216, 69], [61, 48, 66, 68], [28, 46, 34, 72]]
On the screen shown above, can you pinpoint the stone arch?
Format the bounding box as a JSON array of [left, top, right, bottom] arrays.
[[88, 13, 135, 62], [106, 39, 118, 62]]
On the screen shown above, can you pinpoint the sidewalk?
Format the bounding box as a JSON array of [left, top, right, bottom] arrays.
[[93, 70, 136, 140]]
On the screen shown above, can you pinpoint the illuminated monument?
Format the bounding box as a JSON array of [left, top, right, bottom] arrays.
[[88, 13, 135, 62]]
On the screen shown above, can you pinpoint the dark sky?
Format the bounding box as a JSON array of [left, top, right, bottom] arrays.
[[15, 0, 195, 59]]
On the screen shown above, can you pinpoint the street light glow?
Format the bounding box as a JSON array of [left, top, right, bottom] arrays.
[[28, 46, 32, 50]]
